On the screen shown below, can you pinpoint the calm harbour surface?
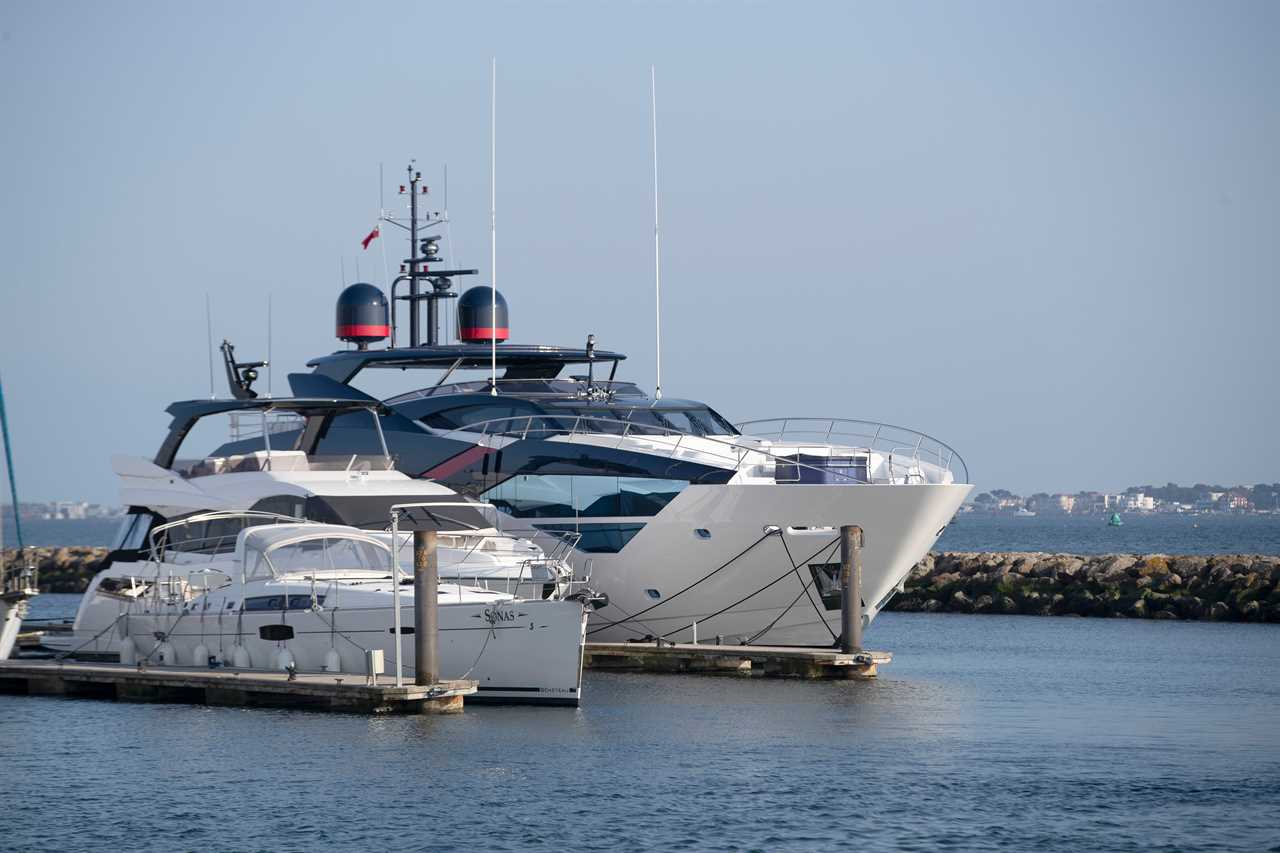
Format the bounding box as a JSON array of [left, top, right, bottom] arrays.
[[5, 597, 1280, 852]]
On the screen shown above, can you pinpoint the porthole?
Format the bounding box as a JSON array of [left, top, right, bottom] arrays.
[[645, 588, 662, 600], [694, 528, 711, 539]]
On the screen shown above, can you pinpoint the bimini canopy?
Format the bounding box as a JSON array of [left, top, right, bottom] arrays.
[[239, 524, 391, 581]]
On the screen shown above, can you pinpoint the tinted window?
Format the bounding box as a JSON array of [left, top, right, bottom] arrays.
[[113, 512, 153, 551], [533, 522, 645, 553], [485, 475, 685, 518], [243, 594, 325, 611]]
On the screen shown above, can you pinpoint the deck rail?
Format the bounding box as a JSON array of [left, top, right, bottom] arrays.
[[736, 418, 969, 484], [432, 414, 965, 485]]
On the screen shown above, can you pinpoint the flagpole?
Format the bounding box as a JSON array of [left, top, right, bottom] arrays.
[[490, 57, 498, 396]]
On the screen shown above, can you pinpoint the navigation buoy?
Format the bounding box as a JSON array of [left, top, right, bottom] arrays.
[[457, 286, 509, 343], [335, 283, 390, 350]]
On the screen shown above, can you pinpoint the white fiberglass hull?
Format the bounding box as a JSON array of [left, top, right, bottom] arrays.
[[64, 581, 587, 705], [575, 483, 971, 645]]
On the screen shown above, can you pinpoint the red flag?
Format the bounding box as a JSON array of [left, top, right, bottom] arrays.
[[361, 225, 380, 250]]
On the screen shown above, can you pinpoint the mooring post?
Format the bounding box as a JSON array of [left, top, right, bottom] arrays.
[[413, 529, 439, 686], [839, 525, 864, 654]]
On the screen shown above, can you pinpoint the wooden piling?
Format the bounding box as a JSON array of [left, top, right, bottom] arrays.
[[840, 524, 863, 654], [413, 529, 438, 686]]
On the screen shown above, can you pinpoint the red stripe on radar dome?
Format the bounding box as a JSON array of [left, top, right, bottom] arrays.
[[337, 324, 390, 338]]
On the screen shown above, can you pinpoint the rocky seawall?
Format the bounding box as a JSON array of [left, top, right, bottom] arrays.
[[5, 548, 1280, 622], [4, 546, 109, 594], [887, 552, 1280, 622]]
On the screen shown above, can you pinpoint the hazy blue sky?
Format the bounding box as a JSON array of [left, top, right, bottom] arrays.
[[1, 0, 1277, 504]]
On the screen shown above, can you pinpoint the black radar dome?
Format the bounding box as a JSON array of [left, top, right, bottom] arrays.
[[335, 283, 389, 350], [457, 286, 509, 343]]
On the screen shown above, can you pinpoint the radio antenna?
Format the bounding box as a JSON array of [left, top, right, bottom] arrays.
[[490, 57, 498, 396], [650, 65, 663, 400], [205, 293, 215, 399], [266, 292, 273, 398], [444, 163, 454, 343]]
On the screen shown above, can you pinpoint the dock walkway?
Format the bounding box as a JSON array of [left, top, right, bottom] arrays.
[[584, 642, 890, 678], [0, 660, 476, 714]]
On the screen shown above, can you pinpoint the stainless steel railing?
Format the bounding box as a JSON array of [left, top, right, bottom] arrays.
[[737, 418, 969, 484], [432, 414, 967, 485]]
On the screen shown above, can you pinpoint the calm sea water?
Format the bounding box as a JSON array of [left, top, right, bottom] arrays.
[[7, 513, 1280, 554], [935, 512, 1280, 555], [5, 597, 1279, 852]]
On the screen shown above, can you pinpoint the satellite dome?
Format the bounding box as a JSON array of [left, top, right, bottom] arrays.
[[457, 286, 509, 343], [335, 283, 389, 350]]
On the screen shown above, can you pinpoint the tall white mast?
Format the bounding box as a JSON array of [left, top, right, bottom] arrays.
[[651, 65, 663, 401], [205, 293, 215, 399], [490, 57, 498, 396]]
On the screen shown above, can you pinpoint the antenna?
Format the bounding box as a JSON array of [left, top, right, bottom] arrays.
[[444, 163, 454, 343], [490, 56, 498, 396], [267, 292, 273, 398], [651, 65, 663, 401], [379, 162, 391, 298], [205, 293, 215, 399]]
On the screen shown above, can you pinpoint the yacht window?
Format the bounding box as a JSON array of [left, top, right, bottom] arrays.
[[250, 495, 307, 519], [244, 594, 325, 612], [533, 523, 646, 553], [485, 475, 687, 518], [659, 407, 737, 437], [313, 411, 391, 458], [619, 409, 675, 436], [420, 402, 547, 434], [112, 512, 154, 551]]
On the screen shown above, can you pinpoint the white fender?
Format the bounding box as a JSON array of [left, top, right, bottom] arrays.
[[323, 648, 341, 673]]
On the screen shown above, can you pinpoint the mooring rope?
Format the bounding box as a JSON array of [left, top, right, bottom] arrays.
[[586, 529, 778, 637]]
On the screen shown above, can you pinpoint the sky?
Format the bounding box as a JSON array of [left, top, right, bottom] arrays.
[[1, 0, 1277, 504]]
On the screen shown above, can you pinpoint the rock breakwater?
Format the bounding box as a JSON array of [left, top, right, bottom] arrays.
[[6, 548, 1280, 622], [3, 546, 108, 594], [889, 552, 1280, 622]]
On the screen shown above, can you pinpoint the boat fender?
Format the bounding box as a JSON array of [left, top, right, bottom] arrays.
[[232, 644, 251, 668], [191, 643, 210, 668], [156, 641, 177, 666], [119, 637, 137, 666], [323, 649, 342, 673], [275, 648, 295, 671]]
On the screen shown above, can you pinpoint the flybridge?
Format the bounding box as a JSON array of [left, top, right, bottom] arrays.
[[305, 344, 627, 385]]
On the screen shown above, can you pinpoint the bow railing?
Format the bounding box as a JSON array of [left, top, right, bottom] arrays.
[[431, 414, 966, 485], [736, 418, 969, 484]]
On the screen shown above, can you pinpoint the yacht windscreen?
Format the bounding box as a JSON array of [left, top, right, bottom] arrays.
[[113, 512, 154, 551], [560, 406, 737, 437], [304, 495, 490, 531], [264, 538, 388, 576]]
